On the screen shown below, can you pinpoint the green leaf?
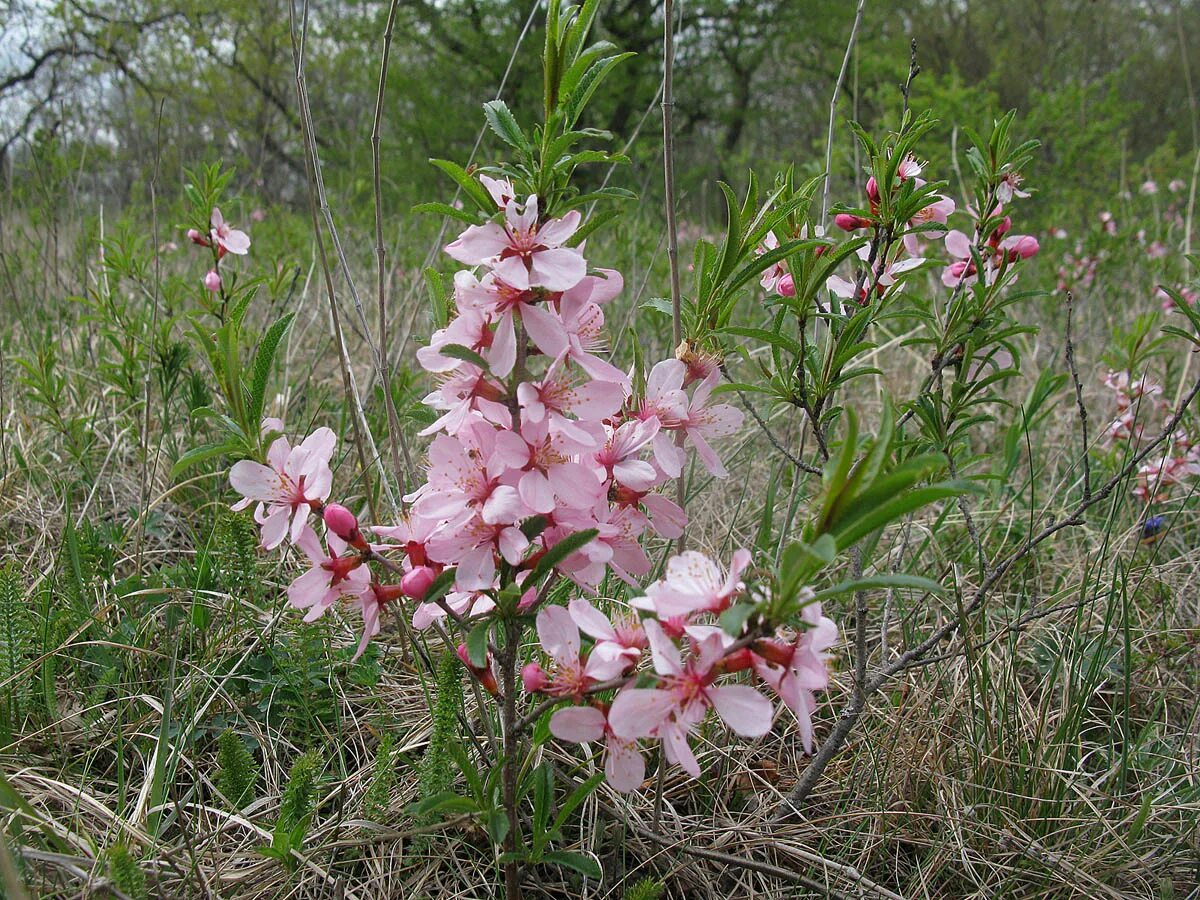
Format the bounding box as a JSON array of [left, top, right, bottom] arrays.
[[487, 807, 511, 847], [412, 201, 482, 226], [430, 159, 496, 212], [483, 100, 531, 154], [719, 603, 757, 636], [530, 529, 598, 584], [438, 343, 491, 370], [406, 791, 479, 817], [810, 573, 944, 602], [465, 621, 491, 668], [543, 850, 602, 880], [172, 440, 238, 478], [249, 312, 296, 426]]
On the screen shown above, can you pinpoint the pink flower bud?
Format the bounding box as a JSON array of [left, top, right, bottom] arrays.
[[521, 662, 548, 692], [322, 503, 359, 542], [777, 273, 795, 297], [1007, 235, 1039, 260], [865, 176, 880, 204], [401, 565, 437, 599], [187, 228, 210, 246], [203, 270, 222, 292], [516, 586, 538, 612], [834, 213, 870, 232]]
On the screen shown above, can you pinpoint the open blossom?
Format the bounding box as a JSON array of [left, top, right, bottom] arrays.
[[445, 194, 585, 292], [634, 548, 752, 623], [608, 622, 774, 777], [229, 427, 336, 549], [210, 207, 250, 256], [532, 605, 629, 698], [828, 245, 925, 303], [753, 596, 837, 753], [549, 704, 646, 792], [680, 370, 744, 477], [287, 527, 370, 624]]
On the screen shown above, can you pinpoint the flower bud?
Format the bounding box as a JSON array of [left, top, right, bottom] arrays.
[[753, 638, 795, 668], [834, 213, 871, 232], [777, 273, 795, 297], [719, 647, 755, 673], [322, 503, 359, 543], [457, 643, 499, 695], [865, 176, 880, 205], [203, 270, 222, 292], [521, 662, 549, 692], [400, 565, 437, 600], [1007, 235, 1039, 260], [187, 228, 210, 246]]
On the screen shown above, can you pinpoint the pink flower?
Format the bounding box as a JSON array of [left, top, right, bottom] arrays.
[[445, 194, 586, 292], [753, 597, 837, 753], [996, 171, 1029, 204], [680, 369, 744, 477], [287, 527, 370, 624], [829, 246, 925, 301], [454, 270, 570, 365], [534, 605, 629, 698], [210, 207, 250, 256], [634, 548, 751, 621], [1141, 180, 1159, 196], [410, 425, 529, 527], [757, 231, 789, 294], [549, 704, 646, 792], [1169, 179, 1187, 193], [608, 622, 773, 777], [568, 597, 646, 673], [229, 426, 336, 549], [517, 355, 624, 449], [204, 270, 222, 292]]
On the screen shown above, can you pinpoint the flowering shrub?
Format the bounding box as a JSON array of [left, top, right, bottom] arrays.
[[167, 5, 1200, 896]]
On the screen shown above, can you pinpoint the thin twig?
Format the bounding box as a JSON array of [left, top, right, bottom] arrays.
[[1064, 291, 1091, 503], [370, 0, 415, 497], [820, 0, 866, 225], [771, 368, 1200, 820]]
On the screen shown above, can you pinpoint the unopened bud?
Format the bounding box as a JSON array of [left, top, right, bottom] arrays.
[[865, 176, 880, 205], [203, 270, 222, 292], [521, 662, 549, 692], [1008, 235, 1039, 260], [322, 503, 359, 543], [401, 565, 437, 600], [834, 213, 871, 232], [187, 228, 210, 246], [777, 273, 795, 297]]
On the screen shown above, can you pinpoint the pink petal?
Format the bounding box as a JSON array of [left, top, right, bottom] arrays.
[[529, 247, 587, 292], [537, 605, 580, 664], [605, 738, 646, 792], [608, 688, 678, 739], [520, 303, 569, 357], [568, 597, 617, 641], [445, 223, 509, 265], [229, 460, 285, 502], [550, 705, 606, 743], [707, 685, 774, 737], [642, 619, 682, 676]]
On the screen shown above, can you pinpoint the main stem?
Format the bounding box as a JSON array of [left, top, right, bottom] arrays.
[[661, 0, 686, 555], [500, 618, 522, 900]]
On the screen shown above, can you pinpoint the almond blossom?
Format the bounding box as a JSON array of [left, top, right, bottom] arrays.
[[209, 207, 250, 256], [608, 622, 774, 777], [229, 427, 336, 549]]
